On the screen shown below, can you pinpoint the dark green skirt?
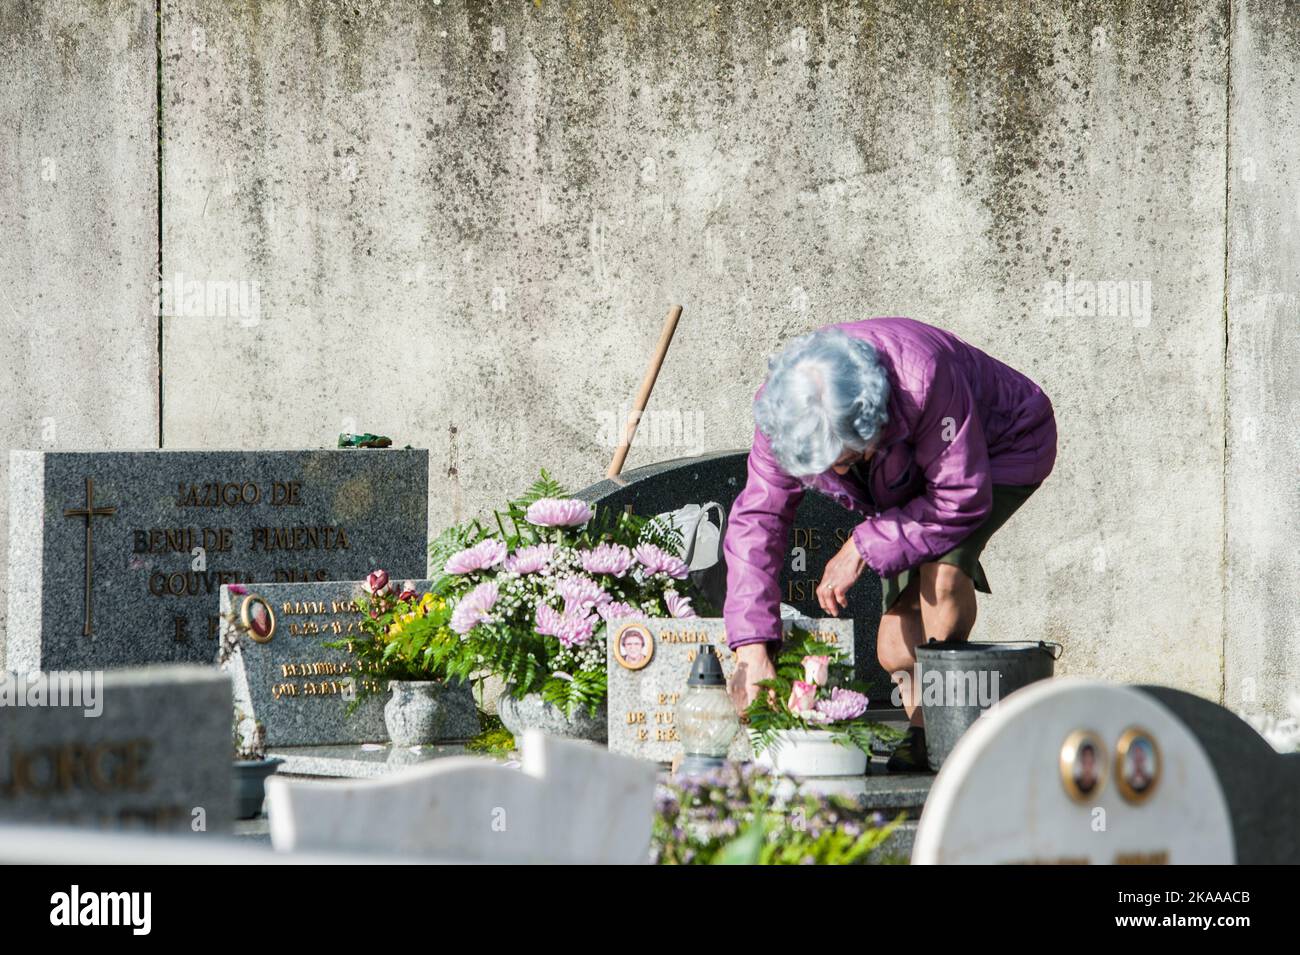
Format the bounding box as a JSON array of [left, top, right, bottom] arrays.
[[881, 482, 1041, 613]]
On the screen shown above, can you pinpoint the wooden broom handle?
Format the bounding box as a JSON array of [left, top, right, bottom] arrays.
[[606, 305, 683, 479]]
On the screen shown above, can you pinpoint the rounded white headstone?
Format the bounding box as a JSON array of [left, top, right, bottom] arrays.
[[912, 678, 1234, 864]]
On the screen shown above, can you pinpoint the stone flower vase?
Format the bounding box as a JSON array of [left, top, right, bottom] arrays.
[[754, 729, 868, 777], [384, 680, 480, 746], [233, 757, 284, 820], [496, 687, 608, 744]]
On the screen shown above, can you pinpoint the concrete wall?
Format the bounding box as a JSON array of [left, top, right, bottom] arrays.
[[1225, 0, 1300, 715], [3, 0, 1296, 715], [0, 0, 159, 640]]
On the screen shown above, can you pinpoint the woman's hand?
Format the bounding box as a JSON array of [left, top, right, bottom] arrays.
[[729, 642, 777, 714], [817, 536, 867, 616]]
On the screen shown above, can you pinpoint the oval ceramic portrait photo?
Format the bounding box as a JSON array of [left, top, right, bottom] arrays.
[[240, 594, 276, 644], [1058, 729, 1106, 803], [612, 622, 654, 671], [1115, 727, 1161, 804]]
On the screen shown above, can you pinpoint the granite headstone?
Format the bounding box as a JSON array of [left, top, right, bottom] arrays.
[[219, 578, 479, 746], [0, 664, 232, 832], [6, 449, 428, 671], [576, 452, 888, 704], [1137, 685, 1300, 865], [605, 615, 854, 764], [913, 679, 1239, 864]]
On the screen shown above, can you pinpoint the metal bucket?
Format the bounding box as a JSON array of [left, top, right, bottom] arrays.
[[914, 640, 1062, 771]]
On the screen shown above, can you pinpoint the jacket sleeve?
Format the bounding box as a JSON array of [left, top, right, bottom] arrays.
[[723, 427, 804, 650], [852, 354, 993, 578]]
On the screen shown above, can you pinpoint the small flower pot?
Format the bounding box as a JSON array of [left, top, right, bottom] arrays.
[[754, 729, 868, 777], [233, 757, 284, 820], [496, 688, 607, 744], [384, 680, 480, 746]]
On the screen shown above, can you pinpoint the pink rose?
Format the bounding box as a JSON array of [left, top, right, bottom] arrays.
[[787, 680, 817, 715], [802, 655, 830, 687], [364, 569, 391, 595]]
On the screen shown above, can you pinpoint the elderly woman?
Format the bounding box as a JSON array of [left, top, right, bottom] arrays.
[[725, 317, 1056, 772]]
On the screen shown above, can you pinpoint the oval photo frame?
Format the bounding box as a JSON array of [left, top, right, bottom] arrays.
[[240, 594, 276, 644], [1115, 726, 1161, 804], [1059, 729, 1106, 803], [612, 622, 654, 671]]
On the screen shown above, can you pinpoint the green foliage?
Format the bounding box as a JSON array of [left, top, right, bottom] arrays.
[[326, 590, 476, 708], [652, 764, 906, 865], [465, 716, 516, 758], [538, 668, 607, 719]]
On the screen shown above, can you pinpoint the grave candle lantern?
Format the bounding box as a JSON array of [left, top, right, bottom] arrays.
[[676, 644, 739, 775]]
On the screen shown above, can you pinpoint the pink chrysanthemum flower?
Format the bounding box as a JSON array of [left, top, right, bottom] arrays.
[[633, 543, 689, 580], [505, 543, 555, 575], [450, 581, 499, 634], [579, 542, 634, 577], [444, 538, 507, 575], [813, 687, 870, 723], [664, 590, 697, 619], [597, 600, 648, 623], [525, 498, 593, 528], [555, 611, 597, 649], [536, 602, 597, 648], [535, 602, 565, 637], [556, 575, 611, 614]]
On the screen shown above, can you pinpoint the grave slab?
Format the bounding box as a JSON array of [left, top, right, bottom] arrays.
[[0, 664, 232, 833], [1137, 685, 1300, 865], [6, 449, 427, 671], [220, 578, 478, 747], [605, 615, 853, 764], [913, 679, 1236, 864], [267, 729, 658, 863]]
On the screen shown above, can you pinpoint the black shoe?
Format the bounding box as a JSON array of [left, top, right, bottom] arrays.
[[886, 726, 933, 774]]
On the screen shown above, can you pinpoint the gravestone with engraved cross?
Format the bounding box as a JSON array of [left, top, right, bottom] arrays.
[[5, 449, 428, 671]]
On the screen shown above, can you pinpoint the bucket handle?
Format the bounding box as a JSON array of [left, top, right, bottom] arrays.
[[1039, 640, 1063, 660]]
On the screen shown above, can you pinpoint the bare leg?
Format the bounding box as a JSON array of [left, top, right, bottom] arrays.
[[918, 562, 977, 642], [876, 576, 925, 727], [877, 564, 979, 729]]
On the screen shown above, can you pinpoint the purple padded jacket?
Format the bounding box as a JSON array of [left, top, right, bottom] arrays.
[[723, 317, 1057, 649]]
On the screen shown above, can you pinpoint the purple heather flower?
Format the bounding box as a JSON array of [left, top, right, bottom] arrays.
[[444, 538, 507, 575], [664, 590, 697, 619], [597, 600, 648, 623], [579, 542, 634, 577], [813, 687, 870, 722], [504, 543, 555, 575], [525, 498, 592, 528], [555, 575, 611, 614], [450, 581, 499, 634], [633, 542, 689, 579]]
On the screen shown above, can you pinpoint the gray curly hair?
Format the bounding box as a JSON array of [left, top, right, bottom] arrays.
[[754, 328, 891, 478]]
